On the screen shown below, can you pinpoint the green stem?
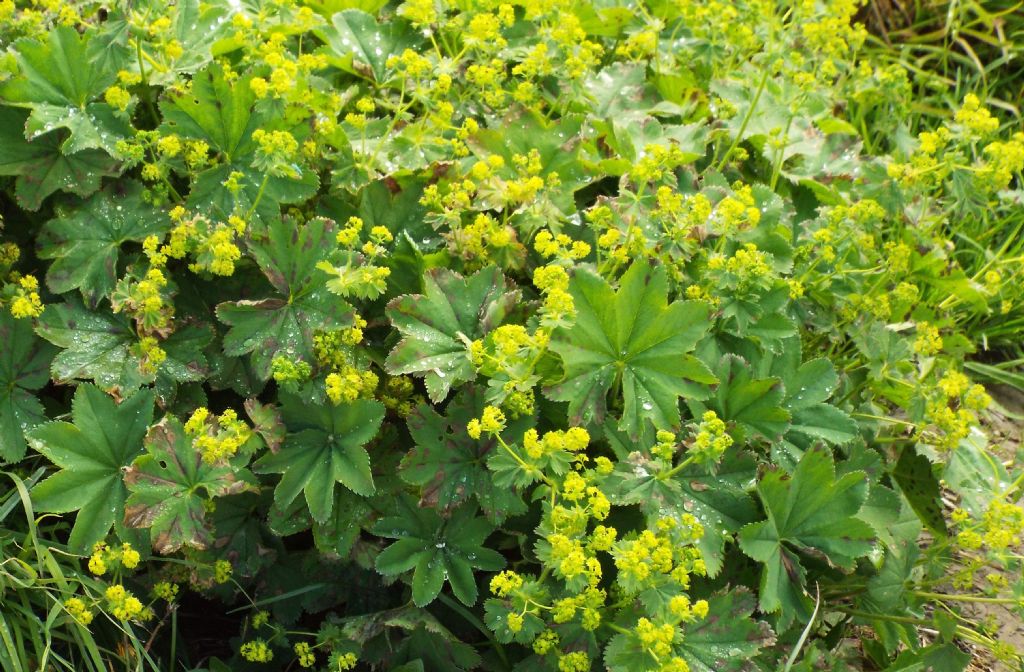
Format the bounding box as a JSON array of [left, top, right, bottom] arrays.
[[836, 607, 993, 648], [494, 433, 551, 486], [851, 413, 916, 427], [170, 607, 177, 668], [660, 455, 696, 481], [915, 591, 1021, 605], [769, 101, 801, 191], [713, 67, 770, 172], [134, 39, 161, 127], [246, 173, 271, 219]]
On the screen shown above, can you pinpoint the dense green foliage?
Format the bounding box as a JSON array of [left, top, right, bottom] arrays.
[[1, 0, 1024, 670]]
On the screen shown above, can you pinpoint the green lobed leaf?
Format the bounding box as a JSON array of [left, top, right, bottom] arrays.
[[160, 62, 319, 219], [35, 297, 148, 393], [385, 266, 519, 402], [547, 261, 715, 438], [671, 452, 759, 577], [698, 354, 791, 444], [883, 643, 970, 672], [374, 499, 504, 607], [0, 26, 129, 155], [217, 217, 354, 380], [399, 386, 528, 522], [37, 181, 166, 305], [942, 428, 1009, 517], [159, 61, 259, 160], [772, 347, 858, 447], [738, 446, 875, 623], [124, 416, 256, 553], [317, 10, 417, 83], [29, 384, 154, 553], [0, 313, 55, 463], [253, 395, 385, 523], [35, 298, 209, 395], [0, 106, 120, 211]]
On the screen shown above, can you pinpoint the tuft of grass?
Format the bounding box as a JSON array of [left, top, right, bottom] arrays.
[[0, 471, 163, 672], [864, 0, 1024, 118]]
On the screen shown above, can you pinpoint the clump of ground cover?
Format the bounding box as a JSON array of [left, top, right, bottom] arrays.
[[1, 0, 1023, 670]]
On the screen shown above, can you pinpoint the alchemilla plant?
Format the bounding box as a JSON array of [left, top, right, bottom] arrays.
[[2, 0, 1024, 670]]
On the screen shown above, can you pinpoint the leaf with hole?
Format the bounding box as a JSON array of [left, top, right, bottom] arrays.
[[124, 416, 255, 553]]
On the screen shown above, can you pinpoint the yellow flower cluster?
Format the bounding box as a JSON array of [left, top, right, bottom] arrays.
[[130, 337, 166, 378], [345, 95, 379, 129], [271, 356, 312, 387], [214, 559, 233, 584], [469, 323, 545, 416], [8, 274, 44, 318], [153, 208, 246, 277], [532, 629, 560, 654], [558, 651, 590, 671], [523, 427, 590, 460], [249, 31, 329, 105], [88, 541, 141, 576], [616, 24, 660, 61], [658, 658, 691, 672], [953, 496, 1024, 574], [550, 586, 606, 630], [153, 581, 179, 601], [713, 184, 761, 233], [919, 370, 989, 451], [613, 515, 705, 593], [653, 188, 711, 242], [887, 93, 1018, 199], [140, 15, 183, 60], [385, 48, 434, 86], [669, 594, 709, 621], [0, 242, 19, 269], [157, 134, 182, 158], [490, 570, 524, 597], [636, 617, 677, 658], [105, 584, 151, 621], [64, 596, 94, 625], [448, 212, 519, 268], [104, 85, 132, 111], [546, 530, 602, 585], [467, 405, 507, 439], [676, 1, 758, 54], [706, 243, 773, 291], [798, 0, 867, 59], [240, 639, 273, 662], [294, 642, 316, 668], [534, 264, 576, 325], [313, 323, 376, 391], [185, 407, 254, 464], [380, 376, 419, 417], [977, 132, 1024, 192], [464, 7, 515, 51], [546, 14, 603, 79], [631, 144, 691, 184], [326, 368, 379, 405], [979, 500, 1024, 551], [955, 94, 1000, 136], [690, 411, 732, 465], [913, 322, 943, 357], [113, 266, 173, 336], [398, 0, 436, 25], [251, 129, 300, 176], [534, 230, 590, 262]]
